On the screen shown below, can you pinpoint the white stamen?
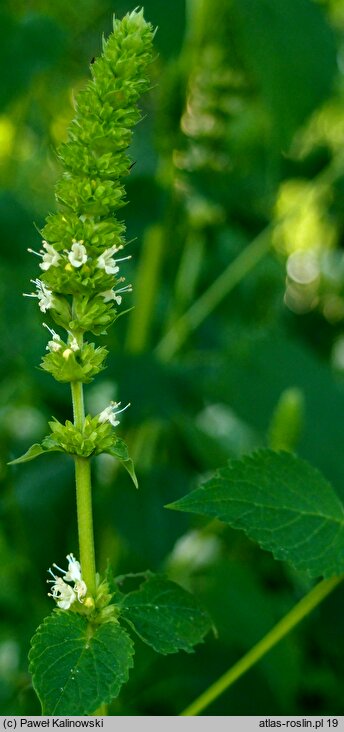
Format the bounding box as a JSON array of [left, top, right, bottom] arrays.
[[100, 284, 132, 304], [27, 247, 43, 258]]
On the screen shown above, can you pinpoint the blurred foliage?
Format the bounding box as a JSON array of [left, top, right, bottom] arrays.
[[1, 0, 344, 716]]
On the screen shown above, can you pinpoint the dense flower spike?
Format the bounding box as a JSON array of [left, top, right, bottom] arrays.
[[24, 9, 154, 339], [16, 9, 152, 615]]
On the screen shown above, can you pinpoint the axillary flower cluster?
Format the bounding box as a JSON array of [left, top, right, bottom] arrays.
[[12, 10, 155, 612], [47, 554, 87, 610]]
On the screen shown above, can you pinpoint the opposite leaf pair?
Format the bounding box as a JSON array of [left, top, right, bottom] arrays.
[[30, 573, 212, 715]]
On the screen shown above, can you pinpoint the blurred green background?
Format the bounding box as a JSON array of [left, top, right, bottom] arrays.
[[1, 0, 344, 715]]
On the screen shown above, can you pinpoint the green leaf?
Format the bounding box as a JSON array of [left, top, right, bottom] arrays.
[[106, 439, 138, 489], [29, 612, 134, 715], [168, 450, 344, 579], [119, 574, 212, 654], [8, 443, 62, 465]]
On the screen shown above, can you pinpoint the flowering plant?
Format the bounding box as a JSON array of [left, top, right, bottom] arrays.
[[10, 10, 211, 715]]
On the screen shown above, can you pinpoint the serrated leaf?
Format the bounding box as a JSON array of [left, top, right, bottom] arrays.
[[106, 439, 138, 488], [8, 442, 62, 465], [119, 574, 211, 654], [29, 612, 134, 715], [168, 450, 344, 579]]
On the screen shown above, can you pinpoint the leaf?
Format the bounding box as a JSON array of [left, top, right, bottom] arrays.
[[106, 439, 138, 489], [121, 458, 138, 489], [119, 574, 212, 654], [29, 612, 134, 715], [168, 450, 344, 579], [8, 442, 62, 465], [107, 437, 130, 462]]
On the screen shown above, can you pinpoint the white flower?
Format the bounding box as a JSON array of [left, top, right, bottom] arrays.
[[63, 553, 82, 582], [68, 335, 80, 352], [100, 284, 133, 305], [74, 580, 87, 602], [97, 245, 131, 275], [47, 553, 87, 609], [27, 240, 61, 271], [98, 401, 130, 428], [67, 241, 88, 268], [23, 279, 54, 313], [40, 241, 61, 271], [43, 322, 62, 352], [47, 575, 77, 610], [48, 338, 61, 352]]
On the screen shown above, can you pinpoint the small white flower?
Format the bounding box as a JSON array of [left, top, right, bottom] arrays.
[[68, 241, 88, 268], [27, 240, 61, 271], [47, 553, 87, 609], [23, 279, 54, 313], [68, 335, 80, 352], [97, 245, 131, 275], [47, 575, 77, 610], [40, 241, 61, 271], [100, 284, 133, 305], [98, 401, 130, 428], [48, 338, 61, 352], [63, 553, 82, 582], [43, 323, 62, 352], [96, 245, 121, 274], [74, 579, 87, 602]]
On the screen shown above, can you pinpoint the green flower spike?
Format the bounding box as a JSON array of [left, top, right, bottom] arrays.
[[11, 13, 212, 716], [17, 9, 155, 470]]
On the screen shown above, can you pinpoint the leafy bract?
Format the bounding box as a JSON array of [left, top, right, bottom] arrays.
[[106, 438, 138, 489], [29, 612, 134, 715], [119, 574, 211, 654], [7, 443, 62, 465], [168, 450, 344, 579], [9, 435, 138, 487]]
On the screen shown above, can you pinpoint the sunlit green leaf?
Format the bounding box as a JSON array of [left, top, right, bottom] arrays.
[[168, 450, 344, 578]]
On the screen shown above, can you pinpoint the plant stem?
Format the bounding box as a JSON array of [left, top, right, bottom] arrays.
[[156, 228, 270, 361], [71, 380, 97, 597], [181, 575, 343, 716]]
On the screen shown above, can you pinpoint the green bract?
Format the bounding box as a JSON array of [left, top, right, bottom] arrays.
[[41, 342, 108, 383]]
